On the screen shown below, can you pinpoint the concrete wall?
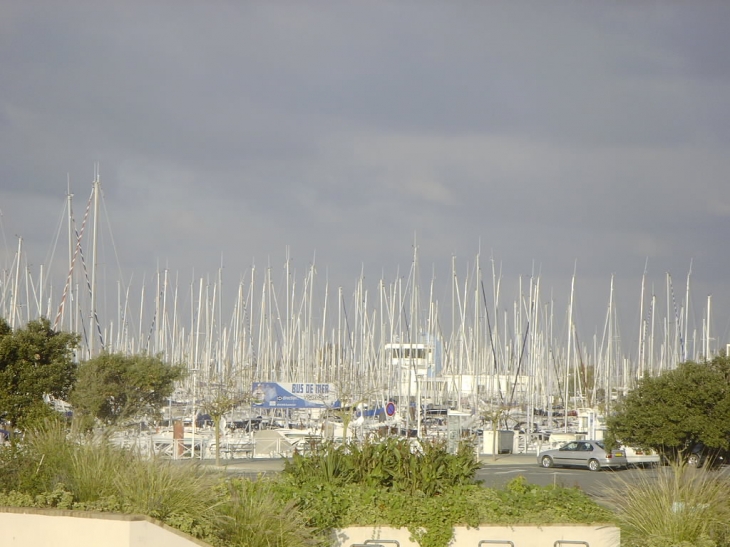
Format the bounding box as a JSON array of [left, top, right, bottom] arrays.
[[1, 508, 620, 547], [0, 508, 210, 547], [335, 524, 620, 547]]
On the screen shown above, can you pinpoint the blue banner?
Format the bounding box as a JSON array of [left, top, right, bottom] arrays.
[[251, 382, 336, 409]]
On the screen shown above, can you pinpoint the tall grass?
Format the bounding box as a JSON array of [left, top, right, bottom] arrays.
[[0, 417, 84, 496], [115, 458, 221, 538], [69, 439, 137, 502], [1, 418, 317, 546], [608, 462, 730, 547], [217, 478, 321, 547]]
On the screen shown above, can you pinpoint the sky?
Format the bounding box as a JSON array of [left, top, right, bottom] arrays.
[[1, 1, 729, 354]]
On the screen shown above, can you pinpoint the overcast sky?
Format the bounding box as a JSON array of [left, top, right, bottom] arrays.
[[1, 1, 729, 351]]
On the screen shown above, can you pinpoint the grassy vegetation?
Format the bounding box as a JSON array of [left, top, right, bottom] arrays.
[[5, 421, 729, 547], [607, 461, 730, 547], [0, 418, 319, 546]]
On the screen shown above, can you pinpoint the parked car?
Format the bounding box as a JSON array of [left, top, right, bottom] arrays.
[[621, 445, 661, 468], [537, 440, 627, 471], [687, 442, 730, 468]]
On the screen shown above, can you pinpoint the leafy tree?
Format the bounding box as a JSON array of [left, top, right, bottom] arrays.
[[606, 354, 730, 461], [0, 318, 80, 429], [481, 406, 508, 461], [70, 352, 185, 427], [200, 378, 248, 467]]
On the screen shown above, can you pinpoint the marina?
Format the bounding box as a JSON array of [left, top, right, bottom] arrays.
[[1, 179, 728, 459]]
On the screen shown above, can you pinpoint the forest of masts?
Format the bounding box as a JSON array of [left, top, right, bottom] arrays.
[[0, 179, 723, 417]]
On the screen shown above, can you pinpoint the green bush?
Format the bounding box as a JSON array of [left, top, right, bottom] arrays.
[[279, 439, 611, 547], [283, 437, 481, 496], [275, 477, 612, 547]]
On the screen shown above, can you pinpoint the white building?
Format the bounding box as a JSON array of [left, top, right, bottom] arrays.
[[384, 341, 439, 400]]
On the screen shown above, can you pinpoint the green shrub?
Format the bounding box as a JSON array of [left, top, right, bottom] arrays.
[[283, 437, 480, 496], [278, 478, 613, 547], [280, 442, 611, 547], [0, 440, 38, 494]]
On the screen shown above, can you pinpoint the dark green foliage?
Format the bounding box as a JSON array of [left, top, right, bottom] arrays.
[[0, 439, 44, 494], [70, 352, 185, 426], [283, 437, 481, 497], [0, 318, 79, 428], [278, 439, 611, 547], [606, 355, 730, 460], [276, 472, 612, 547]]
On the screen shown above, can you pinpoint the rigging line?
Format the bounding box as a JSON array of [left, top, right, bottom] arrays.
[[572, 322, 588, 402], [99, 186, 129, 298], [53, 187, 94, 330], [399, 293, 410, 337], [2, 245, 19, 324], [399, 261, 415, 336], [549, 344, 565, 408], [0, 208, 10, 272], [145, 288, 161, 350], [341, 288, 353, 354], [508, 304, 531, 406], [74, 229, 105, 351], [668, 274, 685, 360], [243, 274, 257, 366], [144, 271, 165, 352], [480, 279, 503, 403], [640, 297, 652, 373], [42, 196, 70, 291], [78, 300, 90, 351]]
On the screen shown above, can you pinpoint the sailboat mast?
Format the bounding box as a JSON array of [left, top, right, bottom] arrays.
[[11, 237, 22, 329], [637, 260, 647, 380], [564, 264, 575, 432], [89, 166, 101, 356], [684, 261, 692, 361], [705, 295, 712, 359]]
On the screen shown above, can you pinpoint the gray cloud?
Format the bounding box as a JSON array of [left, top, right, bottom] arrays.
[[1, 1, 729, 348]]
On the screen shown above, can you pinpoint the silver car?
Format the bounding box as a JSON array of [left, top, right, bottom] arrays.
[[537, 440, 627, 471]]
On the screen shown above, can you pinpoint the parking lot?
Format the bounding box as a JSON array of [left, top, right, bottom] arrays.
[[475, 455, 730, 506]]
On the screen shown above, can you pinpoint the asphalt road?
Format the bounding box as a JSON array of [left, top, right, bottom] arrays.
[[476, 462, 642, 507], [475, 456, 730, 508], [206, 453, 730, 507]]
